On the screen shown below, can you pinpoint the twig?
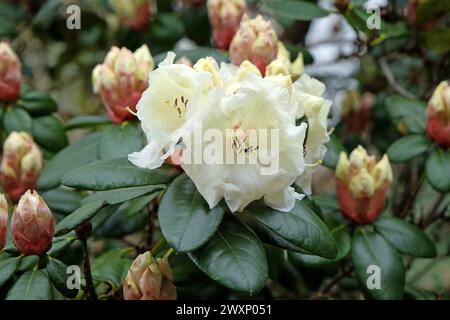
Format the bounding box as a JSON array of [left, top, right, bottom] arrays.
[[81, 239, 97, 300], [150, 237, 166, 256], [379, 57, 418, 99]]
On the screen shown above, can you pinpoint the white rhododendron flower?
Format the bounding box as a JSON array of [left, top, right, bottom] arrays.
[[129, 53, 332, 213]]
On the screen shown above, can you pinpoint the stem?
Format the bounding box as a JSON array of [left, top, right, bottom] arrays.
[[420, 193, 446, 228], [150, 237, 166, 256], [164, 248, 175, 259], [81, 239, 97, 300]]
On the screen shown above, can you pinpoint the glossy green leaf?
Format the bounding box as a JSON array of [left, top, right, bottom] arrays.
[[91, 248, 132, 287], [32, 115, 68, 152], [64, 115, 111, 130], [159, 174, 225, 252], [244, 201, 338, 259], [387, 135, 430, 162], [386, 95, 426, 134], [41, 188, 84, 215], [351, 227, 405, 300], [3, 107, 32, 134], [55, 200, 106, 236], [267, 1, 329, 22], [127, 192, 159, 215], [82, 185, 164, 205], [375, 216, 436, 258], [17, 90, 57, 116], [265, 245, 286, 280], [189, 215, 268, 294], [17, 255, 39, 272], [46, 258, 79, 298], [6, 270, 53, 300], [37, 133, 101, 191], [0, 257, 20, 288], [62, 158, 179, 191], [48, 233, 77, 258], [98, 123, 143, 160], [426, 149, 450, 192]]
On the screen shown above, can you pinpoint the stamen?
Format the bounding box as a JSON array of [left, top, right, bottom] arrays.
[[126, 106, 137, 116]]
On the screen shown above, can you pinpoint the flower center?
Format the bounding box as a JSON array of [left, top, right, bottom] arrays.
[[231, 121, 259, 156], [166, 96, 188, 119]]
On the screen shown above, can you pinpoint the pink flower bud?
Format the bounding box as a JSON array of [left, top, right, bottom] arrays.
[[11, 190, 55, 256], [0, 42, 21, 102], [123, 251, 177, 300], [207, 0, 247, 50], [426, 80, 450, 148], [108, 0, 154, 31], [92, 45, 154, 123], [340, 90, 375, 132], [229, 15, 278, 74], [0, 194, 7, 251], [0, 132, 43, 203], [335, 146, 393, 224]]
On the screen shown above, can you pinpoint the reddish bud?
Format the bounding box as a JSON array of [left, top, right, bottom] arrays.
[[108, 0, 154, 31], [0, 42, 21, 102], [0, 194, 7, 251], [426, 80, 450, 148]]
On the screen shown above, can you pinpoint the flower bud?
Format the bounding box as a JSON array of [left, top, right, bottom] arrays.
[[0, 42, 21, 102], [92, 45, 154, 123], [123, 251, 177, 300], [0, 194, 7, 251], [194, 57, 222, 87], [108, 0, 154, 31], [11, 190, 55, 255], [335, 146, 393, 224], [230, 15, 278, 74], [426, 80, 450, 148], [207, 0, 247, 50], [340, 90, 374, 132], [0, 132, 43, 203]]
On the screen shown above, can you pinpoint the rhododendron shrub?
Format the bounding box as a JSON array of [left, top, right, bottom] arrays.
[[0, 0, 448, 302]]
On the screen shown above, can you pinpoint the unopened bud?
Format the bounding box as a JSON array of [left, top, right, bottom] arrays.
[[230, 15, 278, 74], [426, 80, 450, 148], [0, 194, 7, 251], [0, 132, 42, 203], [0, 42, 21, 102], [92, 45, 154, 123], [207, 0, 247, 50], [11, 190, 55, 255], [108, 0, 154, 31], [123, 251, 177, 300]]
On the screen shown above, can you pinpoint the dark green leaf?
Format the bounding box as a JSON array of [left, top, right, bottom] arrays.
[[6, 270, 53, 300], [265, 245, 285, 280], [351, 227, 405, 300], [55, 200, 106, 236], [17, 256, 39, 272], [91, 248, 132, 287], [64, 115, 111, 130], [375, 216, 436, 258], [127, 192, 159, 215], [159, 174, 225, 252], [37, 133, 101, 191], [62, 158, 179, 191], [82, 185, 164, 205], [426, 149, 450, 192], [94, 203, 147, 238], [189, 215, 268, 294], [98, 123, 143, 160], [267, 0, 329, 22], [41, 188, 84, 215], [244, 200, 338, 259], [46, 258, 79, 298], [3, 107, 32, 134], [0, 257, 20, 288], [48, 233, 77, 258], [32, 115, 68, 152], [387, 135, 430, 162], [17, 90, 57, 116], [386, 95, 427, 134]]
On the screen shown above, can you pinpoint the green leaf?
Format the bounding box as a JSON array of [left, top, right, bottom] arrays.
[[37, 133, 101, 191], [91, 248, 132, 287], [41, 188, 84, 215], [189, 215, 268, 294], [32, 115, 68, 152], [289, 224, 351, 268], [267, 0, 329, 22], [62, 158, 179, 191], [6, 270, 53, 300], [82, 185, 164, 206], [374, 216, 436, 258], [46, 258, 79, 298], [17, 256, 39, 272], [323, 133, 345, 169], [98, 123, 143, 160], [244, 200, 338, 259], [171, 254, 204, 286], [424, 27, 450, 54], [94, 203, 147, 238], [426, 149, 450, 192], [351, 227, 405, 300], [127, 192, 159, 215], [48, 233, 77, 258], [0, 257, 20, 288], [64, 115, 111, 130], [159, 174, 225, 252], [3, 107, 32, 134], [265, 245, 285, 280], [386, 95, 427, 134], [17, 90, 57, 116], [387, 135, 430, 163], [55, 200, 106, 236]]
